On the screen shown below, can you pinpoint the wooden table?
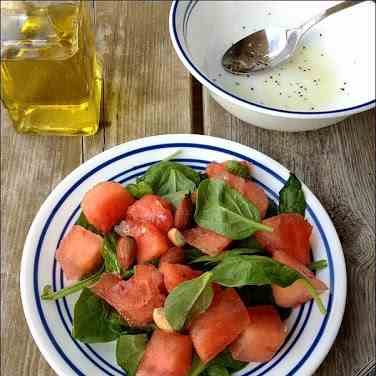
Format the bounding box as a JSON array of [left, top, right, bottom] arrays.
[[1, 2, 375, 375]]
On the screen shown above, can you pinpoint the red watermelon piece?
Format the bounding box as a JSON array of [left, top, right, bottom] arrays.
[[272, 250, 328, 308], [159, 263, 202, 292], [206, 161, 252, 178], [189, 288, 250, 363], [91, 265, 166, 327], [126, 195, 174, 233], [55, 225, 103, 281], [136, 330, 193, 376], [116, 220, 170, 263], [81, 182, 135, 233], [183, 226, 231, 256], [230, 306, 288, 363], [255, 213, 313, 265], [174, 195, 193, 230], [159, 247, 185, 266]]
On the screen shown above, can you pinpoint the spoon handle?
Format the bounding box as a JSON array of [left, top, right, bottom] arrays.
[[298, 1, 364, 36]]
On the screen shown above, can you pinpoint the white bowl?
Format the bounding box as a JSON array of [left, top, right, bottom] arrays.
[[169, 1, 375, 131], [20, 135, 346, 376]]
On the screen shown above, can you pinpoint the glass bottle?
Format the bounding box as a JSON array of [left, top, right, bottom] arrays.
[[1, 0, 102, 135]]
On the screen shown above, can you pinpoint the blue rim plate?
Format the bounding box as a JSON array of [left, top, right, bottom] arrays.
[[20, 134, 346, 376]]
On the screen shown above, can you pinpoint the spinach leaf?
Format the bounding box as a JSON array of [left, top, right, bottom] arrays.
[[127, 181, 153, 199], [265, 198, 279, 218], [72, 288, 123, 343], [102, 233, 121, 274], [234, 236, 264, 250], [225, 161, 250, 179], [163, 191, 189, 209], [309, 259, 328, 272], [138, 160, 200, 191], [184, 248, 206, 263], [212, 255, 326, 314], [237, 285, 292, 320], [279, 174, 306, 216], [189, 248, 262, 265], [165, 272, 213, 331], [195, 180, 272, 240], [157, 168, 197, 196], [212, 255, 301, 288], [188, 350, 246, 376], [41, 265, 104, 300], [187, 284, 214, 322], [75, 212, 99, 233], [299, 278, 326, 314], [207, 365, 230, 376], [116, 334, 148, 376]]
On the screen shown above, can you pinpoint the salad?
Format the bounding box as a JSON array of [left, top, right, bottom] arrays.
[[42, 155, 328, 376]]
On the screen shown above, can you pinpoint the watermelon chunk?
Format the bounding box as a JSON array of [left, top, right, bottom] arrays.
[[116, 236, 136, 270], [81, 182, 135, 233], [189, 288, 250, 363], [272, 250, 328, 308], [91, 265, 166, 327], [255, 213, 313, 265], [174, 196, 193, 230], [206, 161, 252, 178], [116, 220, 170, 264], [183, 226, 231, 256], [55, 225, 103, 281], [126, 195, 174, 233], [136, 330, 193, 376], [230, 306, 288, 363], [159, 247, 185, 266], [159, 263, 202, 292]]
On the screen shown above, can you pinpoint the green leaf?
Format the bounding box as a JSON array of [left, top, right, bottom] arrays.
[[116, 334, 148, 376], [127, 181, 153, 199], [190, 248, 262, 265], [184, 248, 206, 263], [207, 365, 230, 376], [234, 236, 264, 250], [165, 272, 213, 331], [187, 284, 214, 322], [75, 212, 99, 234], [225, 161, 250, 179], [308, 259, 328, 271], [139, 160, 200, 190], [72, 288, 124, 343], [299, 278, 326, 314], [41, 265, 104, 300], [102, 233, 121, 274], [212, 255, 301, 288], [188, 350, 246, 376], [163, 191, 189, 209], [195, 180, 272, 240], [157, 168, 197, 196], [265, 198, 279, 218], [279, 174, 306, 216]]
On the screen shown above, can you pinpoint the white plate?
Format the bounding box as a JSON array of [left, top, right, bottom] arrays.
[[20, 134, 346, 376]]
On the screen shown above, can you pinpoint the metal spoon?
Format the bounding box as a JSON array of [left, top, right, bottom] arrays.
[[222, 0, 363, 75]]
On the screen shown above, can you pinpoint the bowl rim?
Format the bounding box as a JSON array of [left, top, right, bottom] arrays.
[[169, 0, 376, 119], [20, 134, 347, 376]]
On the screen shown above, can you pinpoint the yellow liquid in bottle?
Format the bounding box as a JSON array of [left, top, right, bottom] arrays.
[[1, 2, 102, 135]]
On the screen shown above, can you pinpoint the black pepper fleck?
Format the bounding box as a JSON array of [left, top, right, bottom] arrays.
[[250, 87, 254, 91], [340, 87, 345, 91]]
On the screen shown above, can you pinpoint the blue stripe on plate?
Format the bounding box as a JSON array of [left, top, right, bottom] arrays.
[[33, 143, 334, 376]]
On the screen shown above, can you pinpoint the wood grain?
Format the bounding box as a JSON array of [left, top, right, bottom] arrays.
[[203, 89, 376, 375], [82, 0, 194, 161], [0, 107, 81, 376]]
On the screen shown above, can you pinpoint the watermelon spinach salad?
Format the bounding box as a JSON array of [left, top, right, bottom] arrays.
[[41, 155, 328, 376]]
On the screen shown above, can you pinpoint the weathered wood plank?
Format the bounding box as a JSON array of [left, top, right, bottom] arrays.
[[0, 107, 81, 376], [85, 0, 193, 159], [203, 89, 376, 375]]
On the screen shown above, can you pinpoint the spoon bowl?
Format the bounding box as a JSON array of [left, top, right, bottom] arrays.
[[223, 1, 362, 75]]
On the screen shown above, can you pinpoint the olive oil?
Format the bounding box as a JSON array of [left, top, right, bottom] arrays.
[[1, 1, 102, 135]]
